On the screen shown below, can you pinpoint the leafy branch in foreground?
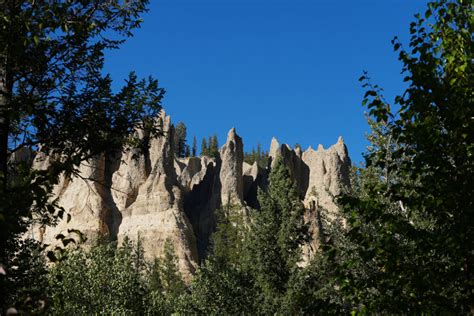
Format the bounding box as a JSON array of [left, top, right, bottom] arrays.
[[336, 0, 473, 313], [0, 1, 163, 312]]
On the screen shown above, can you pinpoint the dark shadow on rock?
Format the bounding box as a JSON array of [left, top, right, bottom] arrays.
[[183, 158, 221, 261], [102, 150, 123, 241]]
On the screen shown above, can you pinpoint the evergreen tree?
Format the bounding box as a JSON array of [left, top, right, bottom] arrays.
[[257, 143, 262, 164], [173, 122, 188, 158], [178, 256, 255, 315], [210, 134, 219, 158], [244, 143, 268, 168], [208, 136, 212, 155], [201, 138, 208, 157], [247, 157, 308, 313], [209, 134, 219, 158], [192, 136, 197, 157], [211, 206, 248, 267], [177, 206, 255, 314], [147, 239, 186, 315], [185, 144, 191, 158], [158, 240, 186, 296], [199, 134, 219, 158]]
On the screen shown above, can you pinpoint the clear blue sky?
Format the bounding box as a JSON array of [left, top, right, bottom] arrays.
[[104, 0, 429, 164]]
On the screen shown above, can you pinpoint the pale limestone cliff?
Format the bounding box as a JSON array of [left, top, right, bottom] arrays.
[[30, 112, 351, 279], [301, 137, 351, 262], [177, 157, 202, 192], [267, 137, 351, 263], [31, 112, 199, 281], [302, 136, 351, 213], [33, 154, 109, 245], [219, 128, 244, 207], [269, 139, 309, 197], [117, 113, 198, 281]]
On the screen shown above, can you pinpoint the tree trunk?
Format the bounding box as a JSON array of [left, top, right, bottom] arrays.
[[0, 61, 10, 189], [0, 1, 11, 190]]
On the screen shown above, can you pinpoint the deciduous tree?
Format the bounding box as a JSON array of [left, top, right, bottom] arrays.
[[336, 0, 473, 312], [0, 1, 163, 310], [0, 0, 162, 246]]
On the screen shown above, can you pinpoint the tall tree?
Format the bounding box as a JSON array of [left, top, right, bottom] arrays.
[[208, 136, 212, 155], [177, 206, 255, 314], [173, 122, 187, 158], [210, 134, 219, 158], [256, 143, 262, 164], [0, 1, 163, 308], [335, 0, 473, 313], [192, 136, 197, 157], [147, 239, 186, 315], [244, 143, 268, 168], [201, 138, 208, 157], [247, 157, 308, 313]]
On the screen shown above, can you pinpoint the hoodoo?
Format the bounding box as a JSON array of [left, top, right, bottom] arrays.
[[30, 111, 351, 276]]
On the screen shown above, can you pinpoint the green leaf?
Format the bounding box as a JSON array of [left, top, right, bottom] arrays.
[[364, 90, 377, 98]]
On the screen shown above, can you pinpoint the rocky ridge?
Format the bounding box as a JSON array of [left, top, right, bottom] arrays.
[[29, 111, 351, 280]]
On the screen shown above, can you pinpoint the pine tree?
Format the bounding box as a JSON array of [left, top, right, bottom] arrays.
[[177, 206, 255, 314], [208, 136, 212, 155], [247, 157, 308, 313], [210, 134, 219, 158], [185, 144, 190, 157], [244, 143, 268, 168], [147, 239, 186, 315], [192, 136, 197, 157], [201, 138, 208, 157], [257, 143, 262, 165], [251, 148, 256, 165], [173, 122, 187, 158]]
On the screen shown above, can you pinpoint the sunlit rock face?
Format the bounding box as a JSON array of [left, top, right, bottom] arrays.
[[266, 137, 351, 263], [301, 137, 351, 213], [219, 127, 244, 207], [301, 137, 351, 263], [116, 113, 198, 281], [31, 154, 110, 245], [30, 111, 351, 279], [32, 112, 199, 281]]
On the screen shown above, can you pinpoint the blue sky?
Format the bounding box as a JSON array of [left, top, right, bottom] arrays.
[[104, 0, 429, 164]]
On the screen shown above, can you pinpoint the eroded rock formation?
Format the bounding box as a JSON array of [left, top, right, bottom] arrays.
[[116, 113, 198, 281], [30, 111, 351, 279], [219, 128, 244, 207]]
